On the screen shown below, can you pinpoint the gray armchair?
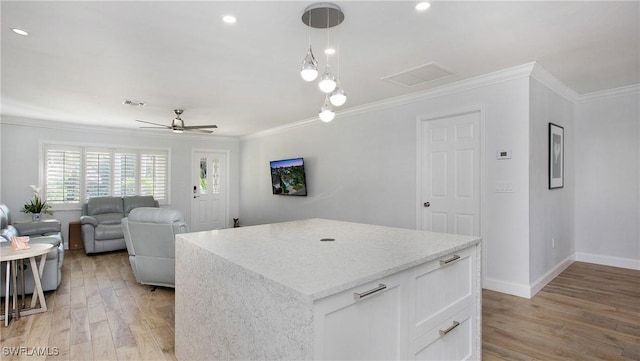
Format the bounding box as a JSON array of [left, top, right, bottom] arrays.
[[121, 207, 188, 288], [80, 196, 158, 254], [0, 204, 64, 296]]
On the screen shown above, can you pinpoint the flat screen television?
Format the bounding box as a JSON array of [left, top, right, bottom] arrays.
[[270, 157, 307, 196]]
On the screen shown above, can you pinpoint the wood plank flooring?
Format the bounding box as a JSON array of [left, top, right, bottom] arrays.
[[483, 262, 640, 361], [1, 250, 175, 361], [1, 251, 638, 360]]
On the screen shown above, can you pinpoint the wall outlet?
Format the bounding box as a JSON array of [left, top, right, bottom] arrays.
[[552, 237, 556, 249]]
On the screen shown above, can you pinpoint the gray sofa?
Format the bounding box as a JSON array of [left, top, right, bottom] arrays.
[[122, 207, 189, 288], [80, 196, 158, 254], [0, 204, 64, 296]]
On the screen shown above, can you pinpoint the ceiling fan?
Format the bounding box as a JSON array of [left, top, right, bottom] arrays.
[[136, 109, 218, 134]]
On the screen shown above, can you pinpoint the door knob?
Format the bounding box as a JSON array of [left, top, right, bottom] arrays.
[[424, 202, 431, 208]]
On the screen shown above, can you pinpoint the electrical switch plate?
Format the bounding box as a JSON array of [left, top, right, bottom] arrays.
[[495, 182, 515, 193]]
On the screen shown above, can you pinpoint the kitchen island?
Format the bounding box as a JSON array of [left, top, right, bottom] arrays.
[[175, 218, 481, 360]]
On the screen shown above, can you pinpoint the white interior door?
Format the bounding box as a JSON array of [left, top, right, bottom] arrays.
[[192, 151, 227, 231], [420, 111, 480, 236]]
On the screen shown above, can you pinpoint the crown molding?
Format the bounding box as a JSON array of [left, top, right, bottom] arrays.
[[243, 62, 537, 140], [0, 115, 239, 142], [530, 64, 580, 102], [577, 84, 640, 103]]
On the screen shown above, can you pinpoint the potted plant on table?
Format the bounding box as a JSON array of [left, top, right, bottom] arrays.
[[21, 185, 53, 222]]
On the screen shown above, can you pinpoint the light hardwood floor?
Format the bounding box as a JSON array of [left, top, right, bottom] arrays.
[[483, 262, 640, 361], [1, 251, 639, 360]]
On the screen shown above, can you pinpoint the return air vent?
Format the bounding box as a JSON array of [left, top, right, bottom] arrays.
[[122, 99, 146, 107], [381, 62, 453, 87]]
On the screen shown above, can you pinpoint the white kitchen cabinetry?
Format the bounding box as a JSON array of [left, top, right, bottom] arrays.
[[313, 245, 478, 360], [176, 219, 481, 361]]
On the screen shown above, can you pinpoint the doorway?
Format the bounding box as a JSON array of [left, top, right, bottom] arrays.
[[191, 150, 228, 231], [418, 110, 482, 236]]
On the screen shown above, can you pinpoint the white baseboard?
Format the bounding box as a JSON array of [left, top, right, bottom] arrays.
[[529, 255, 575, 297], [483, 252, 639, 299], [482, 278, 532, 299], [574, 252, 640, 270]]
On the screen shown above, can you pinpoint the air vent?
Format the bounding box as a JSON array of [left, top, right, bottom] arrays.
[[122, 99, 146, 107], [381, 62, 453, 87]]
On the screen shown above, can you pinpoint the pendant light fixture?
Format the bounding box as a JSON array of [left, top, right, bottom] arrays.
[[301, 3, 346, 122], [319, 95, 336, 123]]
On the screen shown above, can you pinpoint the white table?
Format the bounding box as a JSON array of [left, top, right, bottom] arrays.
[[1, 243, 53, 326]]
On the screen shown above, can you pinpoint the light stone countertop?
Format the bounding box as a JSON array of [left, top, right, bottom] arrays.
[[176, 218, 481, 301]]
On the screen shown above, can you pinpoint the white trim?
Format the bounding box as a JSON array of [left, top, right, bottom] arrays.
[[529, 255, 575, 297], [244, 62, 536, 140], [482, 277, 532, 299], [574, 252, 640, 271], [530, 64, 580, 102], [1, 115, 238, 142], [577, 84, 640, 103]]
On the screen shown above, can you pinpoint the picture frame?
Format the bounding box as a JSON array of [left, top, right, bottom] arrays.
[[548, 122, 564, 189]]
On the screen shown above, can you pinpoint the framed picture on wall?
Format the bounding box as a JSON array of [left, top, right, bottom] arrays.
[[549, 122, 564, 189]]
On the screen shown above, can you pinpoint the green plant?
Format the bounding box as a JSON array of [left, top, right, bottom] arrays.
[[21, 185, 53, 215]]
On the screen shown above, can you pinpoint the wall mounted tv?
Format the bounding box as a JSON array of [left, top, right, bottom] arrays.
[[270, 158, 307, 196]]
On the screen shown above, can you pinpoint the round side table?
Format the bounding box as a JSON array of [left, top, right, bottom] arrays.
[[0, 243, 53, 327]]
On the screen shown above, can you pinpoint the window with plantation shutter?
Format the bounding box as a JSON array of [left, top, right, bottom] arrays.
[[45, 147, 81, 204], [140, 153, 168, 201], [43, 144, 170, 208], [113, 152, 137, 197], [85, 150, 112, 199]]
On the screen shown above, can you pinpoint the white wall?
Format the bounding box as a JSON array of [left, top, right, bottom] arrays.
[[0, 116, 240, 246], [240, 74, 533, 294], [528, 78, 575, 288], [575, 91, 640, 269]]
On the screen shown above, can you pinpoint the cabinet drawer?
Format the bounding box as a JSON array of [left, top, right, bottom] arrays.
[[313, 271, 408, 360], [408, 246, 475, 340], [409, 305, 476, 360]]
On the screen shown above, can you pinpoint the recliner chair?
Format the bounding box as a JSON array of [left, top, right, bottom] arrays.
[[0, 204, 64, 296], [121, 207, 188, 288]]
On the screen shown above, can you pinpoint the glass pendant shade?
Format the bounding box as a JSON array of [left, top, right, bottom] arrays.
[[318, 65, 337, 93], [300, 47, 319, 82], [319, 97, 335, 122], [329, 83, 347, 107]]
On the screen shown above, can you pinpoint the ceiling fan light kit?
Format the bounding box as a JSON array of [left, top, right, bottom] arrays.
[[300, 2, 347, 123]]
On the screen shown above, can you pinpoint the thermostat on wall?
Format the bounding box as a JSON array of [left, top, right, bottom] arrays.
[[496, 150, 512, 160]]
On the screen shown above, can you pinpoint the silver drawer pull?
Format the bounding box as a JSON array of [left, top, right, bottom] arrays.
[[439, 321, 460, 337], [353, 283, 387, 301], [439, 254, 461, 266]]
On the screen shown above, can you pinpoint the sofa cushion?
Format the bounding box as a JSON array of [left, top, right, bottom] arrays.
[[124, 196, 158, 214], [93, 213, 125, 225], [29, 236, 62, 260], [87, 197, 124, 216], [95, 224, 124, 241]]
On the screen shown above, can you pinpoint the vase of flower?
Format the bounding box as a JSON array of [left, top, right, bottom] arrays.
[[21, 185, 53, 221]]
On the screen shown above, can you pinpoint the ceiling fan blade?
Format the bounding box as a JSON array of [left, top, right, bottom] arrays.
[[185, 128, 214, 134], [139, 126, 171, 129], [136, 119, 169, 127], [183, 124, 218, 129]]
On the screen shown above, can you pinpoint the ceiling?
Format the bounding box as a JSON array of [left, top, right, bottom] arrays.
[[2, 1, 638, 137]]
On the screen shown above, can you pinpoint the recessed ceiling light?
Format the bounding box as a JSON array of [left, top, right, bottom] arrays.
[[222, 15, 237, 24], [324, 48, 336, 55], [415, 2, 431, 11], [11, 28, 29, 36]]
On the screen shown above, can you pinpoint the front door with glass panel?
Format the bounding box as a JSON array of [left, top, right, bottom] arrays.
[[191, 151, 227, 231]]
